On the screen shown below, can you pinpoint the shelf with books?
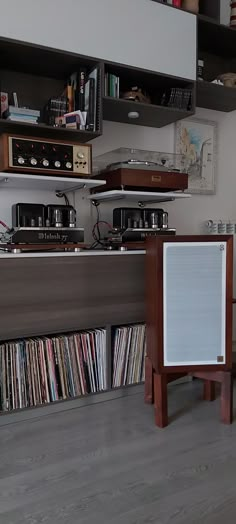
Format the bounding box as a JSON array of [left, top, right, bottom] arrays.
[[0, 322, 146, 414], [103, 62, 195, 128], [0, 37, 102, 142]]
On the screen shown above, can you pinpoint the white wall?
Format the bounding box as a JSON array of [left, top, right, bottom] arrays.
[[0, 0, 196, 80], [220, 0, 230, 25]]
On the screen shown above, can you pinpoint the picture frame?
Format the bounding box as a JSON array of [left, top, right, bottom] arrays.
[[175, 117, 217, 195]]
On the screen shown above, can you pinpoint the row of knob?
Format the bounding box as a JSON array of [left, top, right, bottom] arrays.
[[17, 156, 73, 169]]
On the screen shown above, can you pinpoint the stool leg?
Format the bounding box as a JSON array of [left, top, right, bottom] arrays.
[[203, 380, 216, 401], [221, 372, 233, 425], [144, 356, 154, 404], [154, 373, 168, 428]]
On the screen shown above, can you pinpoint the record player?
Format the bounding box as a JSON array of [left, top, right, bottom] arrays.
[[92, 148, 189, 193]]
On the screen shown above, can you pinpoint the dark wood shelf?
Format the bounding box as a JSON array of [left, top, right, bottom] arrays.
[[197, 81, 236, 112], [0, 36, 98, 78], [0, 119, 101, 143], [103, 97, 193, 128], [198, 15, 236, 56]]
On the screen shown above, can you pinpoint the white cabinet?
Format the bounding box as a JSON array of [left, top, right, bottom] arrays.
[[0, 0, 196, 80]]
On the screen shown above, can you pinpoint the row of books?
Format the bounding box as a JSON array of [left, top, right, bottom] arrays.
[[104, 73, 120, 98], [69, 66, 99, 131], [161, 88, 192, 111], [0, 329, 107, 411], [112, 324, 146, 387]]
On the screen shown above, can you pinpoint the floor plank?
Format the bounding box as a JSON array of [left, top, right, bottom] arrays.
[[0, 382, 236, 523]]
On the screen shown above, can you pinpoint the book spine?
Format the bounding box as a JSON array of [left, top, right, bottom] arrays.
[[78, 69, 86, 111]]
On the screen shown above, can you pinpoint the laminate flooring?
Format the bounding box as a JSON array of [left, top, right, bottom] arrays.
[[0, 381, 236, 524]]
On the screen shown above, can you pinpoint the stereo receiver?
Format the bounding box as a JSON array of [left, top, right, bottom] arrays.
[[0, 134, 92, 177]]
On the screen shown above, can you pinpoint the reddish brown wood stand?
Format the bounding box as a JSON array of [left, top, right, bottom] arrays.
[[145, 355, 233, 428]]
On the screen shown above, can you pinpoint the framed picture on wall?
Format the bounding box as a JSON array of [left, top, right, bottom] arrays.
[[175, 117, 217, 195]]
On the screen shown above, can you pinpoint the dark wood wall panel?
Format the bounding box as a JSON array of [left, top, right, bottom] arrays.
[[0, 255, 145, 341]]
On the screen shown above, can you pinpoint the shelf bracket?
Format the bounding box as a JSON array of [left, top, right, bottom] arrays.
[[138, 198, 175, 206], [55, 183, 87, 196]]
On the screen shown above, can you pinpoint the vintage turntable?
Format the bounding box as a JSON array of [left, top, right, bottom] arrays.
[[91, 148, 189, 193]]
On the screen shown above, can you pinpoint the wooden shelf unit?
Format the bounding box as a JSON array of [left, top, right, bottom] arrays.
[[0, 37, 102, 142], [197, 2, 236, 112], [103, 97, 193, 128], [0, 321, 146, 415], [0, 35, 197, 139], [196, 81, 236, 112], [0, 252, 146, 415], [103, 61, 195, 128]]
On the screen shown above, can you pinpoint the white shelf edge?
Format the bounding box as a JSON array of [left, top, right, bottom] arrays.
[[88, 189, 191, 203], [0, 172, 106, 192]]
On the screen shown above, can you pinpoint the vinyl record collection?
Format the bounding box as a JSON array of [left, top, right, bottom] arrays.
[[0, 329, 107, 411], [112, 324, 146, 387]]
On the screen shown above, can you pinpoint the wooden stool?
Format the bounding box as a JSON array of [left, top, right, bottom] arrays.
[[144, 355, 233, 428]]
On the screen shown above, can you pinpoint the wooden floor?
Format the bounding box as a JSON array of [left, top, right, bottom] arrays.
[[0, 381, 236, 523]]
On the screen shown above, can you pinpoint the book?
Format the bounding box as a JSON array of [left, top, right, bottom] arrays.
[[7, 106, 40, 117]]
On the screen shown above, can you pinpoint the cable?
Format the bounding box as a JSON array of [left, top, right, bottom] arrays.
[[56, 192, 70, 206], [0, 219, 11, 230]]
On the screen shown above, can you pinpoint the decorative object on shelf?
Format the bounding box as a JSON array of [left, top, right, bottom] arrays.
[[206, 220, 236, 235], [172, 0, 182, 7], [182, 0, 199, 13], [161, 87, 192, 111], [175, 117, 217, 194], [122, 87, 151, 104], [218, 73, 236, 87], [230, 1, 236, 28], [211, 79, 224, 86], [0, 92, 8, 116], [198, 60, 204, 81]]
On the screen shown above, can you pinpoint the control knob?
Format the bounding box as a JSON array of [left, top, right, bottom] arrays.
[[42, 159, 49, 167], [17, 156, 25, 165], [30, 157, 37, 166], [77, 152, 85, 159], [65, 161, 72, 169], [54, 160, 61, 168]]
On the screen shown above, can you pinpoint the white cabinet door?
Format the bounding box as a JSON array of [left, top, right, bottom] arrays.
[[163, 242, 226, 366], [0, 0, 196, 80]]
